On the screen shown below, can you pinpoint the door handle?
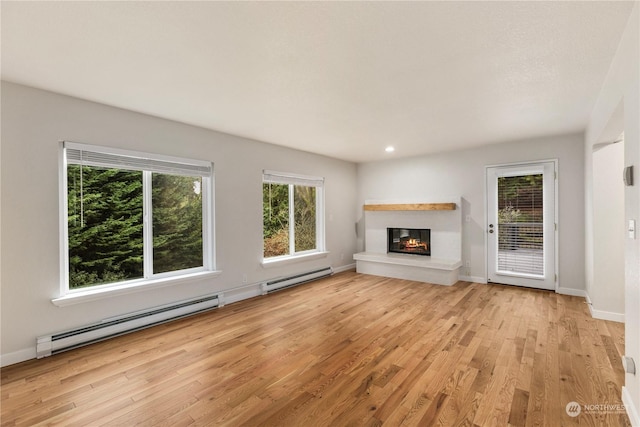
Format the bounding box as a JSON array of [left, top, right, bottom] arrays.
[[489, 229, 494, 233]]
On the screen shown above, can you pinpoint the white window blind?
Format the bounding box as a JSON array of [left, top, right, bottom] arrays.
[[263, 170, 324, 187], [65, 142, 212, 177], [497, 174, 544, 276]]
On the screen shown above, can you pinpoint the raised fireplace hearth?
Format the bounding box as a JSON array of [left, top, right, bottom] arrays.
[[354, 199, 462, 286]]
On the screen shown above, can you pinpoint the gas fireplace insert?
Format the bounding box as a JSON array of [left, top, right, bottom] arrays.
[[387, 228, 431, 256]]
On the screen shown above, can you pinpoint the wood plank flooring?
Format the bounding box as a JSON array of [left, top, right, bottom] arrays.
[[1, 272, 630, 426]]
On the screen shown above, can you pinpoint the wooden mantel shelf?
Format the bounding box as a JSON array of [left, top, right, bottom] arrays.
[[364, 203, 456, 211]]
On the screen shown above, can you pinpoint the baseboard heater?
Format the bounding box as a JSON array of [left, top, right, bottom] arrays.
[[261, 267, 333, 295], [36, 293, 220, 358]]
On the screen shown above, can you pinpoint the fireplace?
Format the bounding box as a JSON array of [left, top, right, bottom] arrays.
[[387, 228, 431, 256]]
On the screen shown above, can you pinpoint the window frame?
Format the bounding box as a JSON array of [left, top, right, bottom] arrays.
[[262, 170, 326, 264], [58, 141, 216, 300]]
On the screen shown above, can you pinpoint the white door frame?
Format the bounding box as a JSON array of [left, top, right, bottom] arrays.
[[485, 160, 559, 291]]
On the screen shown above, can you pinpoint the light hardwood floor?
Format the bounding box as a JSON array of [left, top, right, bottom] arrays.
[[1, 272, 630, 426]]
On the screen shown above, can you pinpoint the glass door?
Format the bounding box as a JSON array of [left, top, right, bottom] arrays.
[[486, 162, 556, 290]]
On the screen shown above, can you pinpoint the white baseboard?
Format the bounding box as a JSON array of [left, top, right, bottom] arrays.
[[458, 275, 487, 284], [584, 294, 625, 323], [589, 306, 625, 323], [557, 287, 587, 297], [333, 263, 356, 274], [1, 347, 36, 367], [623, 386, 640, 427], [224, 287, 262, 305]]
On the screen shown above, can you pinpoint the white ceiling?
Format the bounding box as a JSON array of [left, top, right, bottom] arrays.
[[1, 1, 635, 163]]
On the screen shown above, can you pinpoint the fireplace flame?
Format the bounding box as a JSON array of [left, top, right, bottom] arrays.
[[405, 238, 428, 250]]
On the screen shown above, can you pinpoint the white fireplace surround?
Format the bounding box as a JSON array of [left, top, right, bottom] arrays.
[[354, 199, 462, 285]]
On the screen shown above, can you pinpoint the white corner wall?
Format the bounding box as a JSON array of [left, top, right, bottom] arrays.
[[357, 133, 585, 290], [585, 2, 640, 424], [591, 141, 625, 322], [0, 82, 357, 366]]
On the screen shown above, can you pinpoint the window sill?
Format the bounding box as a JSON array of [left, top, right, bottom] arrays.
[[261, 251, 330, 268], [52, 270, 222, 307]]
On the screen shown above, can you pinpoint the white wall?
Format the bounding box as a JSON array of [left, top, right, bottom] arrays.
[[357, 133, 585, 291], [585, 3, 640, 423], [0, 82, 358, 365], [591, 141, 625, 321]]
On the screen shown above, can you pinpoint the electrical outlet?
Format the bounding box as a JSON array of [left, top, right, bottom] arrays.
[[242, 274, 247, 284]]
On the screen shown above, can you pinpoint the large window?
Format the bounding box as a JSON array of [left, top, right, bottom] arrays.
[[62, 142, 213, 292], [263, 171, 324, 259]]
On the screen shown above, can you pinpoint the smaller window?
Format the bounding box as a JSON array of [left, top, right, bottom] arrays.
[[262, 171, 324, 259]]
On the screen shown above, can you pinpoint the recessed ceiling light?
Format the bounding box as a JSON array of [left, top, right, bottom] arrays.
[[385, 146, 395, 153]]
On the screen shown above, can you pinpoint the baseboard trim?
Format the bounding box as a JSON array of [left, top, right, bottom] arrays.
[[333, 263, 356, 274], [224, 287, 262, 305], [591, 309, 624, 323], [584, 294, 625, 323], [623, 386, 640, 427], [1, 347, 36, 367], [557, 287, 587, 297], [458, 275, 487, 284]]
